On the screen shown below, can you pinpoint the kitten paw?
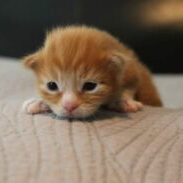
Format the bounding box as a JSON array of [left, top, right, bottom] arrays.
[[22, 98, 50, 114], [122, 99, 143, 113]]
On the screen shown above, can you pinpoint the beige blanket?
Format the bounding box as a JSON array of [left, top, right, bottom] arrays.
[[0, 58, 183, 183]]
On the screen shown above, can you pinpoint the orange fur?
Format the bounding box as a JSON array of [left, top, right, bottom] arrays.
[[23, 25, 162, 118]]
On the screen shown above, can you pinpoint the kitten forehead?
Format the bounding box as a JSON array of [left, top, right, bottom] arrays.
[[42, 64, 111, 89], [42, 68, 102, 85], [35, 26, 129, 90], [43, 26, 123, 69]]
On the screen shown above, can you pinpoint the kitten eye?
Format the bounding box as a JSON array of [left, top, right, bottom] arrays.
[[47, 81, 58, 91], [82, 82, 97, 91]]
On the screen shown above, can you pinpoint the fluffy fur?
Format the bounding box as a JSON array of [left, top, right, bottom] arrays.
[[23, 25, 162, 118]]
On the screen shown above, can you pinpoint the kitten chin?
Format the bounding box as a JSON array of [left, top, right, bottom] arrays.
[[51, 106, 99, 119], [23, 25, 162, 118]]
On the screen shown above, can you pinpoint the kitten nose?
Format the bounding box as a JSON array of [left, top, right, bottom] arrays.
[[62, 92, 80, 113], [63, 102, 79, 112]]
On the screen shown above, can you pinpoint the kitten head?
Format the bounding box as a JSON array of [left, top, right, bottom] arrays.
[[23, 26, 127, 118]]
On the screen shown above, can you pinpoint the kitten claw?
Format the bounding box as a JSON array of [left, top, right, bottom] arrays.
[[22, 98, 50, 114], [122, 99, 143, 113]]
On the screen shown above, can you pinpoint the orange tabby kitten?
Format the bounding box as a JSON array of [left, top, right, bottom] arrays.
[[22, 25, 162, 118]]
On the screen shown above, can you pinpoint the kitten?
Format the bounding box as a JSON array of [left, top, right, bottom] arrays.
[[22, 25, 162, 118]]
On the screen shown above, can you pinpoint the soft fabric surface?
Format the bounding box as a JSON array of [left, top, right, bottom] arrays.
[[0, 57, 183, 183]]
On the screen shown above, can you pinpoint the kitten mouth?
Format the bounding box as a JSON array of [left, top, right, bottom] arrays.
[[64, 111, 76, 118], [66, 113, 74, 118], [60, 111, 89, 119], [53, 110, 97, 120], [54, 108, 97, 119]]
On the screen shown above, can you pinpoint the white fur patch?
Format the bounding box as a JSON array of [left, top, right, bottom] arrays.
[[22, 98, 50, 114], [22, 98, 38, 113]]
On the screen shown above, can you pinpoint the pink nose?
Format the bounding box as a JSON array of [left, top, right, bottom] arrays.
[[63, 102, 79, 112]]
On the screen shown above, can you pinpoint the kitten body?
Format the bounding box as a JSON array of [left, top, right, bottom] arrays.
[[23, 26, 162, 118]]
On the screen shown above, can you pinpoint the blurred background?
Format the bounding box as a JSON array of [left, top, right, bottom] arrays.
[[0, 0, 183, 73]]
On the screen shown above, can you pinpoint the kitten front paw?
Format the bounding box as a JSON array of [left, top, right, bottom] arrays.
[[22, 98, 50, 114], [122, 99, 143, 113]]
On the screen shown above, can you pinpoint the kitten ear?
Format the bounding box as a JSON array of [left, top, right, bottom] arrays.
[[108, 51, 129, 71], [23, 51, 42, 71]]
